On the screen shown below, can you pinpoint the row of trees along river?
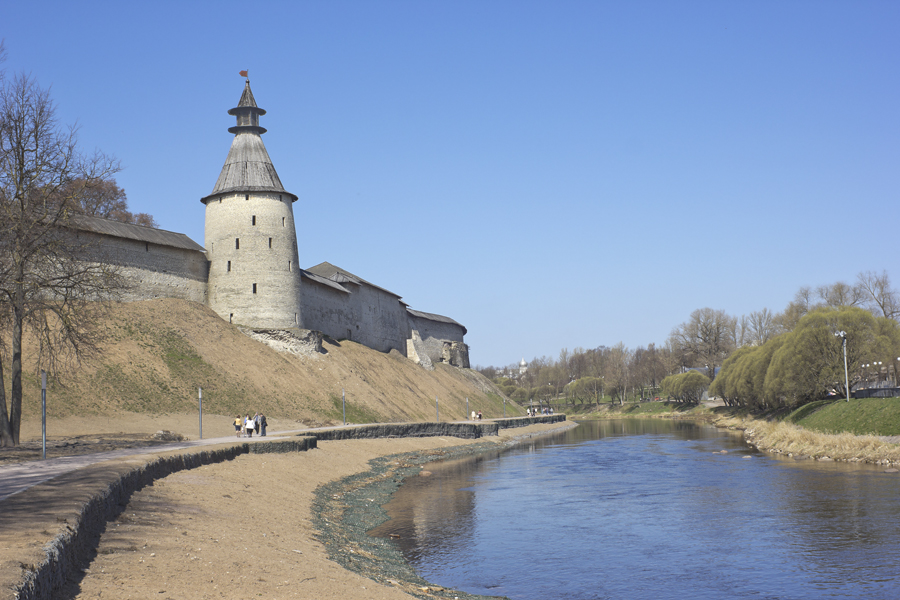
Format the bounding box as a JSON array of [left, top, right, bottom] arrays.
[[477, 273, 900, 410]]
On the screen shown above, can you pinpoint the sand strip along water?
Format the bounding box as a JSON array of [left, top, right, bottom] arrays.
[[312, 424, 577, 600]]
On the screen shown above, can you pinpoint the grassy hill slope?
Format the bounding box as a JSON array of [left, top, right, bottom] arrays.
[[13, 299, 513, 435]]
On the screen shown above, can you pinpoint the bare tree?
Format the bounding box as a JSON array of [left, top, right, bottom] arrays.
[[733, 314, 750, 348], [670, 308, 736, 379], [857, 270, 899, 320], [774, 287, 815, 332], [0, 72, 125, 445], [747, 308, 777, 346], [604, 343, 632, 404], [65, 178, 158, 228], [816, 281, 865, 308]]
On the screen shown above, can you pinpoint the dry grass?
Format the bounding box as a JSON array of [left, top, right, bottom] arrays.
[[7, 298, 515, 437], [714, 415, 900, 465]]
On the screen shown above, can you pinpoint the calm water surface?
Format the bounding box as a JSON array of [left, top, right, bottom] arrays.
[[370, 420, 900, 600]]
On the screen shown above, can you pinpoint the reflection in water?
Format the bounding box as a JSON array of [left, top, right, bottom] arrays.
[[370, 420, 900, 600]]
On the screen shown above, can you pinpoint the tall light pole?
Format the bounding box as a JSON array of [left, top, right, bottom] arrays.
[[835, 331, 850, 402]]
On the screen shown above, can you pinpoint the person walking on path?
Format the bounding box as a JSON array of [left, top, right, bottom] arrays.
[[244, 414, 254, 438], [234, 415, 242, 438], [260, 414, 267, 436]]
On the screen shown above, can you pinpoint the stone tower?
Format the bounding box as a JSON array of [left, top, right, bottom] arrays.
[[201, 80, 302, 329]]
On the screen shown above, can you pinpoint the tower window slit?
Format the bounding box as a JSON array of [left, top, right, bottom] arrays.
[[227, 260, 231, 272], [252, 283, 257, 294], [235, 238, 240, 249], [282, 217, 285, 227], [245, 194, 249, 201], [252, 215, 256, 226], [268, 238, 272, 248], [288, 260, 291, 271]]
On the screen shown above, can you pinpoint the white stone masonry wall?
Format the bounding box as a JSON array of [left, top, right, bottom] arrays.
[[205, 192, 302, 328], [81, 231, 208, 303]]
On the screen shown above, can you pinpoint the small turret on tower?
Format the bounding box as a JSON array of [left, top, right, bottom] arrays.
[[202, 81, 302, 329], [228, 82, 267, 134]]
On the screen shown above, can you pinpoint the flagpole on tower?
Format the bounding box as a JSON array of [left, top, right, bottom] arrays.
[[239, 69, 249, 79]]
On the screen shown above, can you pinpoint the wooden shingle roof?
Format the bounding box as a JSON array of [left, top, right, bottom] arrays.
[[407, 308, 467, 335], [299, 269, 350, 294], [69, 214, 206, 252], [201, 81, 297, 204], [305, 262, 403, 299]]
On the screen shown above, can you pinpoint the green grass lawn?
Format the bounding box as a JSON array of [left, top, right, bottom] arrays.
[[787, 397, 900, 436]]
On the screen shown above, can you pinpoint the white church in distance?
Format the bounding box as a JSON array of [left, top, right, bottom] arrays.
[[73, 80, 469, 369]]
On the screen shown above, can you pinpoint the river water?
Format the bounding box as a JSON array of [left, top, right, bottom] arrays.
[[369, 420, 900, 600]]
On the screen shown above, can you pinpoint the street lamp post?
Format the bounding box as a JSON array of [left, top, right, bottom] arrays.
[[835, 331, 850, 402]]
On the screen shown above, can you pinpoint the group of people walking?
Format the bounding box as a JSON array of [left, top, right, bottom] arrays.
[[526, 407, 553, 417], [234, 412, 267, 438]]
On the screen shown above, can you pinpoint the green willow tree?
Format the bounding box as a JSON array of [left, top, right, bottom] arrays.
[[661, 371, 710, 404], [764, 307, 900, 406]]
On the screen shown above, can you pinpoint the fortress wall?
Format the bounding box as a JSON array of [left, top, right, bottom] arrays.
[[116, 265, 208, 303], [82, 232, 209, 303], [300, 279, 357, 341], [408, 314, 468, 366], [351, 284, 407, 354], [205, 192, 302, 328]]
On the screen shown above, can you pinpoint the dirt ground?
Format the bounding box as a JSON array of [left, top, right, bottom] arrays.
[[4, 421, 570, 600]]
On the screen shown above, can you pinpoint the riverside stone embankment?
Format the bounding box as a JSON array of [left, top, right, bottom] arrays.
[[3, 416, 565, 600], [313, 415, 566, 441]]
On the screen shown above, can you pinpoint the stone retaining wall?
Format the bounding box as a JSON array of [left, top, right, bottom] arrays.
[[248, 436, 317, 454], [490, 414, 567, 429], [312, 422, 499, 440], [11, 437, 315, 600]]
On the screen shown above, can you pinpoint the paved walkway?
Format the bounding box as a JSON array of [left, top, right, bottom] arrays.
[[0, 431, 305, 503], [0, 418, 515, 503]]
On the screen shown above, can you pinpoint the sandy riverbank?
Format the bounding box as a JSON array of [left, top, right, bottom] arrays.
[[18, 421, 572, 600]]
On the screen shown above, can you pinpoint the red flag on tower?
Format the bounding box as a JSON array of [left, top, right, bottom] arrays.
[[239, 70, 248, 77]]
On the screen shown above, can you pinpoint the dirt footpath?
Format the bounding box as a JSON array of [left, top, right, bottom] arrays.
[[6, 423, 570, 600]]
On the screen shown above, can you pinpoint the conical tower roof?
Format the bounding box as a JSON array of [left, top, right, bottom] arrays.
[[201, 81, 297, 203]]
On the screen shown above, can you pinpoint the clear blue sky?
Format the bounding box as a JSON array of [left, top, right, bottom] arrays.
[[4, 1, 898, 368]]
